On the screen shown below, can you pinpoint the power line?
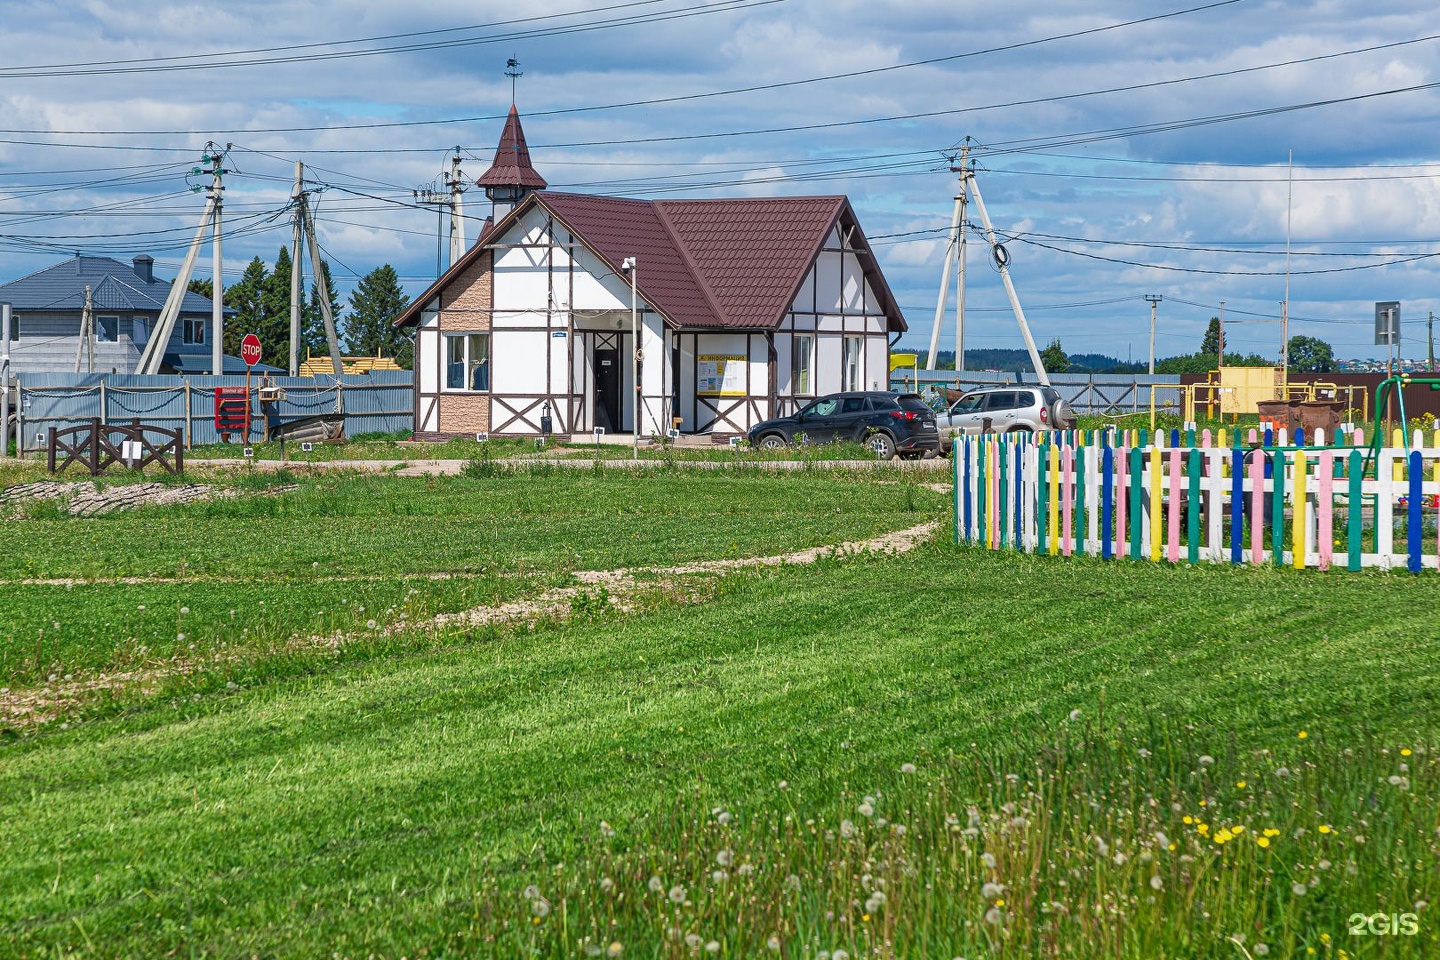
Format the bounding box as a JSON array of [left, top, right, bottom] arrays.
[[0, 0, 780, 79]]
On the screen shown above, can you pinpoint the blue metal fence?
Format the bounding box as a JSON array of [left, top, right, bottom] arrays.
[[10, 371, 412, 452]]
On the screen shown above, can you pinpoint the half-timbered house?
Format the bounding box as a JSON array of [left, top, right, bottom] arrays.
[[394, 106, 907, 439]]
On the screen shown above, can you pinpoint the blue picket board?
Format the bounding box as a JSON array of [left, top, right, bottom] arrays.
[[1230, 447, 1244, 564], [1409, 451, 1423, 574], [1101, 444, 1114, 560]]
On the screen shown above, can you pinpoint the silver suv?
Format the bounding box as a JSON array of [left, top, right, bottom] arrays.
[[935, 385, 1074, 452]]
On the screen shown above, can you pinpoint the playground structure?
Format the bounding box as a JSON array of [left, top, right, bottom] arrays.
[[954, 421, 1440, 574]]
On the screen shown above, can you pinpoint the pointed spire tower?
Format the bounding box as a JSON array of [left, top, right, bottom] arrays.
[[478, 104, 547, 220]]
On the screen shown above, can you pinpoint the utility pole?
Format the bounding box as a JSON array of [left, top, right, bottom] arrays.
[[1, 301, 11, 458], [1144, 294, 1163, 375], [1282, 149, 1293, 383], [927, 145, 970, 373], [448, 149, 466, 267], [207, 146, 227, 376], [967, 171, 1051, 386], [290, 161, 304, 376], [297, 194, 347, 377], [415, 152, 468, 276], [1428, 311, 1435, 372], [1218, 300, 1226, 367], [74, 284, 95, 374]]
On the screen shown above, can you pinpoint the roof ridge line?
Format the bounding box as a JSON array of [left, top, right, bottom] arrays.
[[650, 200, 728, 326]]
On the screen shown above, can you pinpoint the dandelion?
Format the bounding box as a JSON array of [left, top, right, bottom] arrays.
[[711, 870, 728, 884], [1069, 709, 1083, 721], [668, 885, 686, 904], [737, 863, 755, 877], [522, 885, 540, 900], [716, 810, 732, 826], [1318, 824, 1332, 834], [1235, 781, 1247, 789], [1196, 823, 1209, 835], [1150, 875, 1164, 891], [648, 876, 664, 893], [1263, 828, 1280, 837], [777, 780, 789, 790], [180, 607, 190, 615], [1256, 836, 1270, 848], [1401, 747, 1413, 757], [705, 942, 720, 954], [901, 763, 917, 774], [982, 882, 1004, 900], [1318, 860, 1331, 871], [599, 820, 616, 838], [366, 619, 377, 630], [766, 936, 781, 952], [531, 898, 551, 918], [1114, 851, 1129, 865], [985, 906, 1003, 925], [715, 849, 733, 867], [1297, 730, 1308, 739], [1275, 766, 1290, 778], [1199, 755, 1215, 766], [840, 819, 856, 839], [858, 801, 874, 818], [1254, 945, 1269, 956], [833, 951, 850, 960], [600, 877, 614, 892], [1292, 882, 1307, 896], [176, 633, 186, 643], [981, 852, 997, 869], [1138, 748, 1152, 759], [784, 874, 801, 892], [137, 604, 146, 611], [685, 934, 701, 950], [607, 943, 624, 958]]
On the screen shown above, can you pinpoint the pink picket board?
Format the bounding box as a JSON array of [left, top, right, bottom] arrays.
[[1166, 448, 1182, 563], [1317, 451, 1333, 571]]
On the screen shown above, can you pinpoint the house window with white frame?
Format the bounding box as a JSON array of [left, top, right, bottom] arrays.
[[183, 317, 205, 344], [96, 315, 119, 343], [445, 332, 490, 391], [842, 335, 862, 391], [791, 333, 813, 395]]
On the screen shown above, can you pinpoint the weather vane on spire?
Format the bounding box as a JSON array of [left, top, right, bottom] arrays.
[[505, 58, 523, 104]]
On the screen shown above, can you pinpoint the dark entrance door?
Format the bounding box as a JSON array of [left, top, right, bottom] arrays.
[[594, 347, 620, 432]]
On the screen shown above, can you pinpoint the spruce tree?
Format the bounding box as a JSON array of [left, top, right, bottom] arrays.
[[343, 265, 412, 369]]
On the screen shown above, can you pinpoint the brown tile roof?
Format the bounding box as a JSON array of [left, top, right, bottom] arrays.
[[394, 191, 906, 333], [540, 192, 905, 331], [476, 105, 547, 190]]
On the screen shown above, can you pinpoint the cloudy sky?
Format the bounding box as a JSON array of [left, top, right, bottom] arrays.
[[3, 0, 1440, 363]]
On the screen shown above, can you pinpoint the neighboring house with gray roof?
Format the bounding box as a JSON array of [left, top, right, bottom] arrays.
[[0, 254, 242, 376]]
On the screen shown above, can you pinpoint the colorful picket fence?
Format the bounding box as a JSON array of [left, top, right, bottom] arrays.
[[953, 426, 1440, 572]]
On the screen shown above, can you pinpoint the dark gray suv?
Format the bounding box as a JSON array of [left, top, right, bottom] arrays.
[[747, 391, 941, 460]]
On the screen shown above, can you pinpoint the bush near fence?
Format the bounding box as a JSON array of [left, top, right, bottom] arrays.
[[8, 371, 412, 452], [955, 425, 1440, 573]]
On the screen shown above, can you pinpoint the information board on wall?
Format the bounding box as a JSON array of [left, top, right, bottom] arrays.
[[697, 355, 746, 396]]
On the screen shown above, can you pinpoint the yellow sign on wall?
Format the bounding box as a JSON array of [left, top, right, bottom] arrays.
[[697, 355, 746, 396]]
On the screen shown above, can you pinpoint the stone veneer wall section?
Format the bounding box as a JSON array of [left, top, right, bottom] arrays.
[[438, 250, 492, 331], [438, 394, 490, 433]]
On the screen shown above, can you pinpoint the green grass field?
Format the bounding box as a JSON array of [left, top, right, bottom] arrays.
[[1, 467, 1437, 958]]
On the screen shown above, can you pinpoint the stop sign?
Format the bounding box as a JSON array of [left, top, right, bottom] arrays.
[[240, 333, 262, 367]]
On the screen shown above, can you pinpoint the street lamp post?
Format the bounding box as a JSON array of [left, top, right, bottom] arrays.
[[621, 257, 638, 460]]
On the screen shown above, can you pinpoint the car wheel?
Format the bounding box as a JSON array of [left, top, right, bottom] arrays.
[[867, 432, 896, 460], [1007, 425, 1033, 435], [758, 433, 787, 451]]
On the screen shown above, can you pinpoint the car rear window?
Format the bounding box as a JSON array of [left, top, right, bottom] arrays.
[[984, 392, 1018, 411], [898, 395, 930, 413]]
